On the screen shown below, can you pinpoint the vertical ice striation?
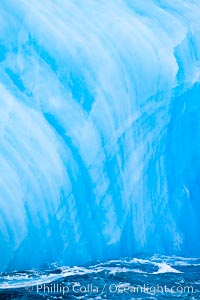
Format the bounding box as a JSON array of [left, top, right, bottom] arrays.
[[0, 0, 200, 271]]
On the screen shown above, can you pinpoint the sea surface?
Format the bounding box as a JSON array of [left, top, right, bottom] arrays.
[[0, 255, 199, 299]]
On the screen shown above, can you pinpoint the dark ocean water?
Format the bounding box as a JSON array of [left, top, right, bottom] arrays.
[[0, 255, 199, 299]]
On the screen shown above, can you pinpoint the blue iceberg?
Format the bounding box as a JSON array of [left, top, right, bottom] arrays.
[[0, 0, 200, 272]]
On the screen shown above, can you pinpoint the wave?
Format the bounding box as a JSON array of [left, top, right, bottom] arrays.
[[0, 255, 199, 290]]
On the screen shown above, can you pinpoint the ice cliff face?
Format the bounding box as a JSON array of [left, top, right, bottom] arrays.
[[0, 0, 200, 271]]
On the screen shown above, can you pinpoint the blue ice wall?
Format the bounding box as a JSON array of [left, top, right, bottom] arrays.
[[0, 0, 200, 271]]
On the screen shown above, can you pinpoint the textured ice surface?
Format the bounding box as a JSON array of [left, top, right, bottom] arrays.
[[0, 0, 200, 272]]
